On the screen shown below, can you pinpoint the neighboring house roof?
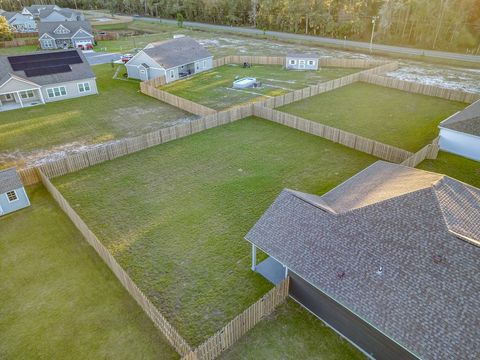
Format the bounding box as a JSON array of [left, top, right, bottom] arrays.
[[142, 36, 212, 69], [39, 8, 82, 20], [0, 49, 95, 87], [440, 99, 480, 137], [2, 11, 17, 21], [287, 53, 319, 59], [2, 12, 35, 23], [246, 161, 480, 360], [0, 168, 23, 194], [38, 20, 92, 40], [24, 5, 58, 15]]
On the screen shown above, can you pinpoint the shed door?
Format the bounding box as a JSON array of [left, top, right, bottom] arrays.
[[299, 60, 306, 69], [139, 67, 149, 81]]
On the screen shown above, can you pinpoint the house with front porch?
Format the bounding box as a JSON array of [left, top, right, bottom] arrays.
[[0, 49, 97, 112], [126, 36, 213, 82], [2, 11, 37, 32], [38, 21, 93, 50]]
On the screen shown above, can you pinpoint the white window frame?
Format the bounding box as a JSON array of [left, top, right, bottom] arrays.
[[289, 59, 296, 65], [308, 60, 315, 66], [42, 39, 54, 48], [20, 90, 35, 99], [6, 190, 18, 203], [169, 70, 175, 79], [203, 60, 207, 68], [47, 86, 67, 98], [78, 82, 91, 93]]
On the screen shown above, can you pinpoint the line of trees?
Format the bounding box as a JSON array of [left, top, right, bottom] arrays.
[[1, 0, 479, 52]]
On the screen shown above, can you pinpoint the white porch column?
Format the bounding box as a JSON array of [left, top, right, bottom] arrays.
[[251, 244, 257, 271], [38, 88, 45, 104], [284, 266, 289, 278], [16, 91, 24, 108]]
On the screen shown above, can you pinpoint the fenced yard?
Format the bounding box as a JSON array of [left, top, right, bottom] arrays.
[[0, 185, 178, 360], [51, 117, 376, 347], [159, 65, 360, 110], [278, 82, 466, 152]]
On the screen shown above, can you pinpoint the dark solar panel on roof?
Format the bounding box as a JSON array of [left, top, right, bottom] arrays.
[[8, 51, 82, 73], [24, 65, 72, 77]]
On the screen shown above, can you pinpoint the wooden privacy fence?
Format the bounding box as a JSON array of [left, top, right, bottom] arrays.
[[39, 170, 192, 356], [360, 74, 480, 104], [0, 38, 38, 48], [401, 137, 440, 167], [94, 32, 120, 41], [18, 104, 253, 185], [253, 105, 413, 164], [13, 31, 39, 38], [182, 278, 290, 360]]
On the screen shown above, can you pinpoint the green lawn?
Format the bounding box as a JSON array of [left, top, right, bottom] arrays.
[[0, 45, 38, 55], [279, 82, 466, 152], [161, 64, 359, 110], [0, 64, 191, 169], [52, 117, 376, 346], [0, 185, 178, 360], [418, 151, 480, 188], [220, 300, 365, 360]]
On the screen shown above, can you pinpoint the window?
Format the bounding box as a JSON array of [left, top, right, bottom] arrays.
[[78, 82, 91, 93], [20, 90, 35, 99], [42, 39, 55, 48], [289, 59, 296, 65], [203, 60, 207, 68], [308, 60, 315, 66], [47, 86, 67, 98], [169, 70, 175, 78], [6, 190, 18, 202]]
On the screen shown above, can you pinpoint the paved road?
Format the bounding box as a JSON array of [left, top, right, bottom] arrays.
[[135, 16, 480, 64], [83, 51, 122, 65]]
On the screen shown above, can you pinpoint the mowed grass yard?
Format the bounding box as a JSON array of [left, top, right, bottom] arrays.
[[220, 300, 364, 360], [418, 151, 480, 188], [0, 186, 178, 360], [279, 82, 466, 152], [52, 117, 376, 346], [160, 64, 359, 110], [0, 64, 191, 169]]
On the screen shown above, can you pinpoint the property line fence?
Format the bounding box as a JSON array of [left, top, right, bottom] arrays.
[[182, 278, 290, 360], [13, 32, 39, 38], [360, 74, 480, 104], [253, 105, 413, 164], [39, 170, 192, 356], [0, 38, 38, 48], [401, 137, 440, 167], [94, 32, 120, 41]]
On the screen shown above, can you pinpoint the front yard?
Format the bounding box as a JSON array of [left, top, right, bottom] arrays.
[[278, 82, 466, 152], [160, 64, 360, 110], [0, 186, 177, 359], [52, 117, 376, 346], [0, 64, 192, 169]]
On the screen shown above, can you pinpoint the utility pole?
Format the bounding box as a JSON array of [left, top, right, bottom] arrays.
[[370, 16, 379, 54]]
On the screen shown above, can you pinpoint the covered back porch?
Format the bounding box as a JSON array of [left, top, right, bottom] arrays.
[[0, 88, 45, 112]]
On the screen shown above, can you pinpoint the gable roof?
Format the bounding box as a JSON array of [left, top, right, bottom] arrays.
[[0, 168, 23, 194], [440, 99, 480, 137], [142, 36, 212, 69], [39, 8, 81, 20], [287, 53, 319, 59], [2, 11, 19, 21], [38, 20, 92, 39], [0, 49, 95, 87], [24, 5, 58, 15], [246, 161, 480, 360]]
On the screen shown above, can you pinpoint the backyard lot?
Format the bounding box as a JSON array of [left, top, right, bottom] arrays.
[[52, 117, 376, 347], [0, 186, 177, 360], [0, 64, 192, 170], [160, 64, 360, 110], [278, 82, 466, 152]]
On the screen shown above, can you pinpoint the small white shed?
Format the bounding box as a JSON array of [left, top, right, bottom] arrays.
[[286, 54, 319, 70]]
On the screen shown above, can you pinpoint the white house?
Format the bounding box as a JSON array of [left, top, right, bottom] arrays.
[[286, 54, 319, 70], [126, 36, 213, 82], [2, 12, 37, 32], [439, 99, 480, 162], [38, 21, 94, 49]]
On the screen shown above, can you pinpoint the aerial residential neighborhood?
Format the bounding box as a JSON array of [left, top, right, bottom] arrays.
[[0, 2, 479, 360]]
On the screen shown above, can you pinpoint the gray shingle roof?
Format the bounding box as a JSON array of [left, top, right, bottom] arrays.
[[38, 20, 92, 40], [0, 168, 23, 194], [286, 53, 319, 59], [39, 8, 82, 20], [440, 99, 480, 137], [25, 5, 58, 15], [2, 11, 16, 20], [0, 49, 95, 87], [246, 161, 480, 360], [143, 36, 212, 69]]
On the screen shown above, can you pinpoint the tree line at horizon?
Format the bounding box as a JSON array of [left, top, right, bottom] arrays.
[[1, 0, 479, 52]]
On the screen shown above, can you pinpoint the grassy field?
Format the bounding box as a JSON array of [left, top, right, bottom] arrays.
[[418, 151, 480, 188], [52, 117, 376, 346], [279, 82, 466, 152], [0, 64, 191, 169], [220, 300, 364, 360], [160, 65, 359, 110], [0, 45, 38, 55], [0, 185, 178, 359]]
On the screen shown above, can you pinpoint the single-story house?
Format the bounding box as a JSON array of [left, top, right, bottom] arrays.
[[439, 99, 480, 162], [38, 20, 93, 50], [39, 8, 84, 22], [0, 49, 97, 112], [22, 4, 60, 19], [2, 11, 37, 32], [286, 53, 319, 70], [0, 168, 30, 216], [126, 36, 213, 82], [246, 161, 480, 360]]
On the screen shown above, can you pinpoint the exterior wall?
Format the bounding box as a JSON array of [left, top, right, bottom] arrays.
[[126, 51, 165, 80], [9, 15, 37, 32], [165, 67, 179, 83], [39, 37, 57, 49], [286, 57, 319, 70], [40, 78, 98, 103], [194, 57, 213, 74], [0, 187, 30, 216], [439, 128, 480, 162], [289, 271, 418, 360], [72, 36, 94, 48]]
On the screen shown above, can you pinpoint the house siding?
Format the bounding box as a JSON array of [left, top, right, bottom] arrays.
[[0, 78, 40, 94], [289, 271, 418, 360], [286, 57, 319, 70], [0, 187, 30, 216], [41, 78, 98, 103], [439, 128, 480, 162]]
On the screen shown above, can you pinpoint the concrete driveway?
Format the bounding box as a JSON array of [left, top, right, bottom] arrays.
[[83, 51, 122, 65]]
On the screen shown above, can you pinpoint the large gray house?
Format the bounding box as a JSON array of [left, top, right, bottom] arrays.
[[0, 168, 30, 216], [38, 21, 94, 50], [2, 11, 37, 32], [126, 36, 213, 82], [0, 49, 97, 112], [247, 161, 480, 360]]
